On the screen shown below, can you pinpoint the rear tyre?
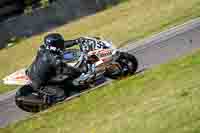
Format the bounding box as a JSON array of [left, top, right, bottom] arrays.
[[15, 85, 48, 113]]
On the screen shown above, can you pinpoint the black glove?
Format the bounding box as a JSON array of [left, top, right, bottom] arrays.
[[76, 37, 85, 44], [64, 39, 79, 48]]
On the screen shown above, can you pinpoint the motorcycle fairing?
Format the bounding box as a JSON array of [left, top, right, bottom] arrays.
[[63, 49, 81, 67], [2, 48, 114, 86], [3, 68, 31, 85], [88, 49, 113, 63]]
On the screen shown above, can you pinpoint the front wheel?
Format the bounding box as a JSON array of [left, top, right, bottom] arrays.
[[105, 52, 138, 79], [115, 52, 138, 77]]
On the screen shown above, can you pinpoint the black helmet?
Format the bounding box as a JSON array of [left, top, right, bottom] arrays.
[[44, 33, 65, 51]]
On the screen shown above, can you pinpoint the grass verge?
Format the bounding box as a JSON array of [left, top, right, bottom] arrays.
[[2, 44, 200, 133], [1, 0, 200, 94]]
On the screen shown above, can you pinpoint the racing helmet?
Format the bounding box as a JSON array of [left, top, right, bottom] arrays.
[[44, 33, 65, 51]]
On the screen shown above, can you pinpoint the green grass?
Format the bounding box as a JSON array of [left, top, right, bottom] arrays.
[[2, 45, 200, 133], [1, 0, 200, 94]]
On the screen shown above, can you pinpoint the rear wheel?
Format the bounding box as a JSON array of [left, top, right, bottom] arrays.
[[15, 85, 66, 112], [15, 85, 48, 113]]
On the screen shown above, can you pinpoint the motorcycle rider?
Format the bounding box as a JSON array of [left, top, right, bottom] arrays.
[[26, 33, 80, 90], [26, 33, 112, 90]]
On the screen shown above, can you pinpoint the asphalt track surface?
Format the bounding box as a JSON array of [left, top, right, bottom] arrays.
[[1, 18, 200, 128]]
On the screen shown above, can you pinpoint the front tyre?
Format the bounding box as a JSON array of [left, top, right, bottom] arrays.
[[116, 52, 138, 76]]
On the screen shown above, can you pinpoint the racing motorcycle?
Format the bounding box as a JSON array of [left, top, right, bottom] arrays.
[[2, 37, 138, 112]]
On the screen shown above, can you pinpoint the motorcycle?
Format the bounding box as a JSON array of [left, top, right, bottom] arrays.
[[2, 38, 138, 112]]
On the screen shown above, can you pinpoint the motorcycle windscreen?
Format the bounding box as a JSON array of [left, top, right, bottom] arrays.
[[63, 50, 80, 67], [2, 68, 31, 85], [63, 52, 74, 60]]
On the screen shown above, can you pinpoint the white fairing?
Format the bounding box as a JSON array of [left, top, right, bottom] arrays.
[[101, 40, 113, 48], [3, 69, 31, 85]]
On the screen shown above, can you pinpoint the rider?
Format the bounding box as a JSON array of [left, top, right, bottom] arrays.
[[26, 33, 112, 89], [26, 33, 80, 90]]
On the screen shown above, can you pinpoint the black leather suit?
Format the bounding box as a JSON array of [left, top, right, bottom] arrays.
[[26, 40, 80, 89]]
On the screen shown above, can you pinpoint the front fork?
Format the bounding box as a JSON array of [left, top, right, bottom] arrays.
[[106, 62, 122, 76]]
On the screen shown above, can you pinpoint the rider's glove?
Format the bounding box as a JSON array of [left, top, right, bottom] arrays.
[[76, 37, 85, 44]]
